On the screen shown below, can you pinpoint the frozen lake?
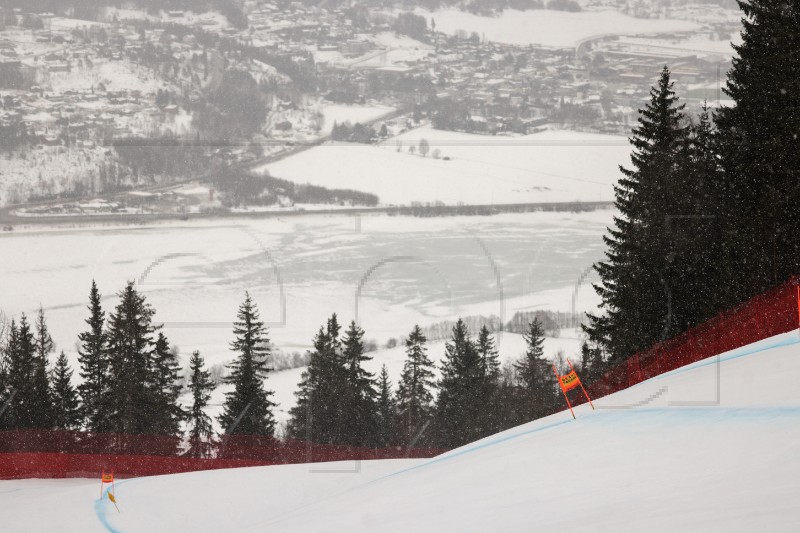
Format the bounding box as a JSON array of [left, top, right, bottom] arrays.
[[0, 210, 613, 368]]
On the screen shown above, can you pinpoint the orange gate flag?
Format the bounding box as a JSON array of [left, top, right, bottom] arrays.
[[559, 370, 581, 392], [552, 358, 595, 420]]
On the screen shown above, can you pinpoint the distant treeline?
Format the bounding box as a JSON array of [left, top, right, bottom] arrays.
[[330, 121, 379, 144], [0, 283, 603, 451], [113, 137, 209, 180], [212, 168, 379, 207], [389, 310, 585, 347], [389, 201, 610, 217]]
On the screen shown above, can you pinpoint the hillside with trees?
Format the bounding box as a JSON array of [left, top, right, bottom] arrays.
[[585, 0, 800, 369]]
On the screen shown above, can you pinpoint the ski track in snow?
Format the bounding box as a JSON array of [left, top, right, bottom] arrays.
[[4, 331, 799, 532]]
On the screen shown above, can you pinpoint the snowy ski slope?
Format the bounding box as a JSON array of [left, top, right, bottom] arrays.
[[1, 331, 799, 532]]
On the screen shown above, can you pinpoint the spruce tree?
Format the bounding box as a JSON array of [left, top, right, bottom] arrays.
[[476, 325, 501, 381], [287, 314, 348, 444], [475, 325, 502, 436], [287, 327, 326, 442], [51, 351, 80, 430], [77, 280, 109, 432], [585, 66, 690, 363], [30, 307, 55, 428], [4, 316, 45, 428], [0, 348, 8, 426], [669, 103, 725, 330], [715, 0, 800, 306], [434, 319, 484, 448], [2, 320, 26, 429], [395, 325, 436, 447], [103, 282, 159, 438], [186, 350, 216, 458], [341, 320, 377, 446], [375, 364, 395, 448], [492, 362, 524, 431], [579, 341, 591, 374], [149, 332, 184, 438], [218, 293, 276, 437], [513, 319, 556, 421]]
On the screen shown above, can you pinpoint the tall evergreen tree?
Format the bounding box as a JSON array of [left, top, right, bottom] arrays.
[[476, 325, 501, 381], [30, 307, 55, 428], [341, 320, 377, 446], [475, 325, 503, 436], [0, 346, 8, 427], [579, 341, 591, 374], [513, 319, 557, 421], [3, 316, 45, 428], [287, 314, 348, 444], [218, 293, 276, 437], [51, 351, 80, 430], [434, 319, 484, 448], [1, 320, 25, 429], [395, 325, 436, 447], [375, 364, 395, 448], [714, 0, 800, 307], [103, 282, 159, 438], [186, 350, 216, 458], [668, 103, 726, 330], [149, 332, 184, 438], [77, 280, 109, 432], [585, 66, 690, 363], [578, 340, 604, 384], [34, 307, 54, 361]]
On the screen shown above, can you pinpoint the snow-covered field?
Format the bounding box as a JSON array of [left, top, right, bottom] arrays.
[[3, 330, 798, 532], [415, 8, 699, 48], [0, 210, 611, 418], [46, 58, 171, 94], [260, 126, 630, 205]]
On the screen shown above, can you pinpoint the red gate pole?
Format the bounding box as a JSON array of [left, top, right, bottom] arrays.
[[553, 364, 576, 419], [567, 358, 595, 411]]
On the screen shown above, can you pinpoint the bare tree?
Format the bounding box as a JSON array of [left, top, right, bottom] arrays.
[[419, 138, 430, 157]]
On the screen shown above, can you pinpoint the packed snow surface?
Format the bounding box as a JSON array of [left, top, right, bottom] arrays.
[[2, 331, 799, 531]]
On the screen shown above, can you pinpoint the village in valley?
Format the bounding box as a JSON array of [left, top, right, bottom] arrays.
[[0, 0, 741, 218]]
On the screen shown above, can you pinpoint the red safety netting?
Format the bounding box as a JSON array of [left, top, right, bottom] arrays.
[[583, 276, 800, 401], [3, 278, 797, 480], [0, 430, 445, 479]]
